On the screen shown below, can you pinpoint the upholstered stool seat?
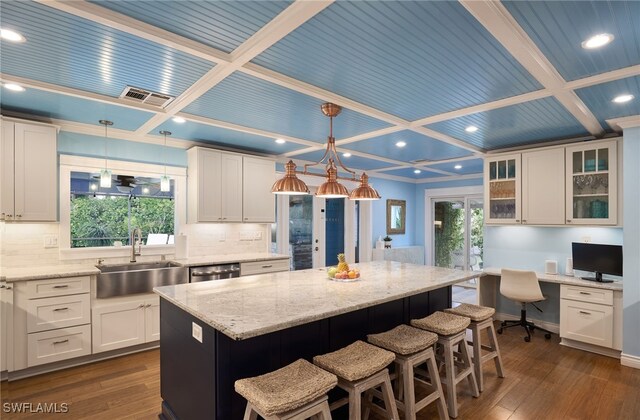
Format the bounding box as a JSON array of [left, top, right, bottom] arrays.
[[411, 312, 479, 418], [235, 359, 337, 419], [314, 341, 399, 420], [367, 325, 448, 420], [445, 304, 505, 392]]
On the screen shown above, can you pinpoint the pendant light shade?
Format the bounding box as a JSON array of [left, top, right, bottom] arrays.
[[349, 173, 380, 200], [271, 161, 309, 195], [99, 168, 112, 188], [316, 160, 349, 198], [159, 130, 172, 192], [160, 175, 171, 192], [99, 119, 113, 189]]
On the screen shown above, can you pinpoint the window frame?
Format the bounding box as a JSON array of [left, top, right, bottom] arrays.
[[59, 155, 187, 260]]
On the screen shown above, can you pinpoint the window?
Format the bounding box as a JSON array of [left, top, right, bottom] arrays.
[[70, 171, 175, 248]]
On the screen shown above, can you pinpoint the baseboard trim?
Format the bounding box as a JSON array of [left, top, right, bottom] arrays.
[[621, 353, 640, 369], [494, 311, 559, 334], [560, 338, 621, 359]]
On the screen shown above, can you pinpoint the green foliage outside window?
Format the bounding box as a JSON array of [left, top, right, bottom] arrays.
[[434, 202, 464, 268]]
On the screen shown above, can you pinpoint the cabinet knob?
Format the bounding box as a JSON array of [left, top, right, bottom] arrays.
[[6, 214, 12, 218], [16, 214, 22, 218], [567, 219, 572, 223], [522, 220, 526, 223], [515, 219, 520, 223], [138, 304, 145, 308], [223, 217, 227, 220]]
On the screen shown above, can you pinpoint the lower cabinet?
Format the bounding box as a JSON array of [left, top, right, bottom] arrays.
[[27, 325, 91, 367], [240, 259, 290, 276], [92, 295, 159, 353]]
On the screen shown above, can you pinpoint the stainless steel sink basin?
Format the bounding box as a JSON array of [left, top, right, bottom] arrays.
[[96, 261, 187, 298]]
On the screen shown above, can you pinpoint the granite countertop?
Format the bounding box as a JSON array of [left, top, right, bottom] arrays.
[[170, 253, 290, 267], [483, 267, 623, 291], [2, 264, 101, 283], [154, 261, 482, 341]]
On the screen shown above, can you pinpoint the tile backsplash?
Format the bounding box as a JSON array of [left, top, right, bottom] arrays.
[[0, 222, 271, 268]]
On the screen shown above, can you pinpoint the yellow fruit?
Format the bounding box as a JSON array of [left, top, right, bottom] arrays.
[[348, 271, 356, 279], [337, 253, 349, 273]]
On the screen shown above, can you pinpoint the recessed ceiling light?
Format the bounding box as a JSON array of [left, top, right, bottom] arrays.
[[465, 125, 479, 133], [3, 83, 25, 92], [342, 152, 351, 157], [275, 138, 286, 144], [0, 28, 26, 43], [454, 164, 462, 170], [414, 169, 422, 174], [612, 94, 634, 104], [581, 33, 614, 49], [395, 141, 406, 148], [142, 187, 150, 194], [172, 116, 186, 123]]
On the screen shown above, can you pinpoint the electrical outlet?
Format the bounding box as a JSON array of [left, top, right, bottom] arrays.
[[253, 231, 263, 240], [192, 322, 203, 343], [582, 236, 592, 243], [240, 232, 253, 241], [43, 234, 58, 248]]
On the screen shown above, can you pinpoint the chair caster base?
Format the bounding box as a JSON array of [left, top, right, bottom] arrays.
[[544, 333, 551, 339], [524, 336, 531, 342]]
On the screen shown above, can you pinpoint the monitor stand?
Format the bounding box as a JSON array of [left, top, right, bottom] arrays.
[[581, 272, 614, 283]]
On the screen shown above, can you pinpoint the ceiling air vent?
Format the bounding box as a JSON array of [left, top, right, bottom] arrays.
[[410, 158, 432, 164], [119, 86, 174, 108]]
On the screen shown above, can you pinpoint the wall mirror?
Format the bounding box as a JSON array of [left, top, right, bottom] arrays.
[[386, 199, 406, 235]]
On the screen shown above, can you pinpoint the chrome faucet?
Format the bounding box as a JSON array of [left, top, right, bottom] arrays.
[[130, 227, 142, 262]]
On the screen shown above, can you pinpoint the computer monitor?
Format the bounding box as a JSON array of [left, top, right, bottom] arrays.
[[571, 242, 623, 283]]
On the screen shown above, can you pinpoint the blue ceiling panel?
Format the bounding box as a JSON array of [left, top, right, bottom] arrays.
[[377, 167, 444, 179], [503, 1, 640, 82], [575, 76, 640, 130], [428, 158, 484, 175], [291, 150, 393, 172], [0, 1, 213, 98], [252, 1, 541, 120], [1, 87, 153, 131], [151, 118, 306, 155], [183, 72, 390, 142], [90, 1, 292, 53], [346, 130, 472, 162], [427, 97, 590, 150]]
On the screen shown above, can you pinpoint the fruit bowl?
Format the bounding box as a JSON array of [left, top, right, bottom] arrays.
[[327, 266, 360, 282]]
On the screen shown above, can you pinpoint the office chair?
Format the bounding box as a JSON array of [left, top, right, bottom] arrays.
[[497, 269, 553, 342]]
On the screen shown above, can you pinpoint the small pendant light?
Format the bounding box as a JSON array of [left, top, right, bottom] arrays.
[[159, 130, 171, 192], [99, 120, 113, 188]]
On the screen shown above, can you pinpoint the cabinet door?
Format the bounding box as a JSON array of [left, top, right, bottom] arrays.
[[220, 153, 243, 222], [521, 148, 565, 225], [196, 149, 222, 222], [1, 284, 14, 372], [242, 156, 276, 223], [1, 121, 15, 220], [565, 141, 617, 225], [145, 297, 160, 342], [92, 300, 146, 353], [484, 154, 521, 224], [560, 299, 613, 348], [14, 123, 57, 221]]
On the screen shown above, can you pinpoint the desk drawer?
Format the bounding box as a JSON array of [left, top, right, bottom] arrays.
[[560, 299, 613, 348], [27, 294, 90, 333], [241, 259, 289, 276], [560, 285, 613, 305], [27, 325, 91, 367], [25, 276, 90, 299]]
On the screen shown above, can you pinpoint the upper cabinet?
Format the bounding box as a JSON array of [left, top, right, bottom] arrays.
[[521, 148, 565, 225], [484, 154, 521, 224], [187, 147, 275, 223], [565, 141, 617, 225], [1, 120, 57, 222]]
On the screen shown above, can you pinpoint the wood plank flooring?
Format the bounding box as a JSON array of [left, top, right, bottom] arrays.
[[2, 327, 639, 419]]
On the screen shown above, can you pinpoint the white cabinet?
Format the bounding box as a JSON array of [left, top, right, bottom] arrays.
[[27, 325, 91, 367], [0, 120, 57, 222], [240, 259, 290, 276], [484, 154, 521, 224], [521, 148, 565, 225], [187, 147, 242, 223], [565, 141, 617, 225], [92, 295, 159, 353], [242, 156, 276, 223], [1, 282, 14, 373]]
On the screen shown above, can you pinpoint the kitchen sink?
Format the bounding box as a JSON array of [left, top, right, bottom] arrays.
[[96, 261, 188, 298]]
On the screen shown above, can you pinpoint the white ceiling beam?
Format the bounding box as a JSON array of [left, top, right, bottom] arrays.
[[416, 173, 483, 184], [412, 126, 484, 154], [36, 0, 229, 64], [606, 115, 640, 131], [565, 65, 640, 91], [134, 0, 334, 135], [460, 0, 604, 137]]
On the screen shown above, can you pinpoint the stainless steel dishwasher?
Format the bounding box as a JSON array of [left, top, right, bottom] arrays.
[[189, 263, 241, 282]]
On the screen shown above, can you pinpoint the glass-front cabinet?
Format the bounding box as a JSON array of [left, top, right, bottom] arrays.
[[484, 154, 521, 224], [565, 141, 617, 225]]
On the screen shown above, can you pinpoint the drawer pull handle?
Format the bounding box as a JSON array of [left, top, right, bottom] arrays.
[[53, 307, 69, 312], [579, 292, 591, 295], [53, 285, 69, 289], [53, 339, 69, 345], [262, 265, 273, 268], [579, 311, 592, 315]]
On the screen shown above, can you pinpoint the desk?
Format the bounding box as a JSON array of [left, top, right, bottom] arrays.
[[479, 267, 622, 358]]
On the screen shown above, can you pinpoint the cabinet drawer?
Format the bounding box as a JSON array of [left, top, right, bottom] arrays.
[[241, 259, 289, 276], [25, 276, 90, 298], [27, 294, 90, 333], [560, 299, 613, 348], [560, 285, 613, 305], [27, 325, 91, 367]]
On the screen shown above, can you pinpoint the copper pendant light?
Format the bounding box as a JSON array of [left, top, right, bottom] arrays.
[[271, 103, 381, 200]]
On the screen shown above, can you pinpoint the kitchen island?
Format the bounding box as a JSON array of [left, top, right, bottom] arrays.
[[154, 261, 481, 420]]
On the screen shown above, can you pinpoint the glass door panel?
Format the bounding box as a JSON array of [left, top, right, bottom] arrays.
[[325, 198, 345, 266], [434, 199, 465, 269], [288, 195, 313, 270], [486, 155, 519, 221], [569, 144, 614, 222]]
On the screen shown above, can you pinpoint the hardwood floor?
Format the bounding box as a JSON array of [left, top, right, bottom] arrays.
[[2, 329, 639, 419]]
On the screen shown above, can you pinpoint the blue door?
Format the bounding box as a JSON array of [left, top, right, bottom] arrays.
[[325, 198, 344, 266]]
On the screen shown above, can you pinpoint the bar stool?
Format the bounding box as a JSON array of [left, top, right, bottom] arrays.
[[235, 359, 337, 420], [367, 324, 448, 420], [411, 311, 479, 418], [445, 303, 505, 392], [313, 340, 399, 420]]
